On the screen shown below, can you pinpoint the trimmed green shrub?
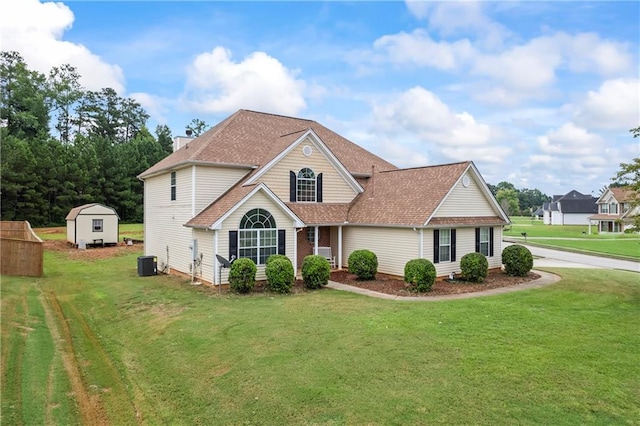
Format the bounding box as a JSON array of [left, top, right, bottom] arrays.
[[265, 256, 294, 294], [266, 254, 289, 266], [348, 249, 378, 280], [404, 258, 436, 292], [502, 245, 533, 277], [228, 258, 257, 293], [460, 252, 488, 282], [301, 255, 330, 289]]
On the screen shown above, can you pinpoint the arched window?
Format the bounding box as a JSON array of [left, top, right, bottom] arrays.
[[238, 209, 277, 265], [297, 168, 316, 202]]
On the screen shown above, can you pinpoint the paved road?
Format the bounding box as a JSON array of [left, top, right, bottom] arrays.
[[503, 241, 639, 273]]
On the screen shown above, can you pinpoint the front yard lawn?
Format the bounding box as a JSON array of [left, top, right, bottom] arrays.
[[2, 248, 639, 424]]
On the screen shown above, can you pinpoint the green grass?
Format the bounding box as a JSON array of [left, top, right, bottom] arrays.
[[2, 248, 639, 425], [505, 217, 640, 259]]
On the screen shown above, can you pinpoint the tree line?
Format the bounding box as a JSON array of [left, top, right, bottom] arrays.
[[1, 51, 176, 226]]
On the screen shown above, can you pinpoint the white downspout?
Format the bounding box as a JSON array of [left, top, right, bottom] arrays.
[[293, 226, 298, 278], [213, 229, 218, 285], [314, 225, 319, 255], [338, 225, 343, 270], [419, 228, 424, 258], [191, 165, 196, 217]]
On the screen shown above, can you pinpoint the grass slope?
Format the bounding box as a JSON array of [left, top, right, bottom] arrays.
[[2, 248, 639, 425], [505, 217, 640, 259]]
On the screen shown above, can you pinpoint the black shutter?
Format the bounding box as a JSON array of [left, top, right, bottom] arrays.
[[489, 227, 494, 257], [475, 228, 480, 253], [433, 229, 440, 264], [289, 171, 297, 202], [229, 231, 238, 260], [278, 229, 286, 255], [316, 173, 323, 203], [451, 229, 457, 262]]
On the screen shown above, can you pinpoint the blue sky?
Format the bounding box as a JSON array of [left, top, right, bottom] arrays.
[[3, 1, 639, 196]]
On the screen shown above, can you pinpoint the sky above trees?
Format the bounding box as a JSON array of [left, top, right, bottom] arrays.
[[2, 0, 638, 196]]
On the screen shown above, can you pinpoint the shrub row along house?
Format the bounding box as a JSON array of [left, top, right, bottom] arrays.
[[138, 110, 510, 285]]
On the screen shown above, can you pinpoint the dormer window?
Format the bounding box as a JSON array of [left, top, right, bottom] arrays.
[[297, 168, 316, 202], [289, 169, 323, 203]]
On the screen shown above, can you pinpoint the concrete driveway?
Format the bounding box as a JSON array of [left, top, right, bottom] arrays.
[[504, 241, 639, 272]]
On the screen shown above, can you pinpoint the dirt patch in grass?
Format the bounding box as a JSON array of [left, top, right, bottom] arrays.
[[44, 239, 141, 261], [329, 269, 541, 297]]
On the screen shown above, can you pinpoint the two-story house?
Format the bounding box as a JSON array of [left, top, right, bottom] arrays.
[[589, 187, 637, 233], [541, 190, 597, 226], [138, 110, 510, 285]]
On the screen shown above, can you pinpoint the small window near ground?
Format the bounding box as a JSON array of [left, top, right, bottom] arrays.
[[93, 219, 103, 232]]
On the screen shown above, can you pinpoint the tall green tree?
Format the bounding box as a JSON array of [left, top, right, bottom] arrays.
[[496, 188, 520, 217], [155, 124, 174, 155], [47, 64, 83, 144], [186, 118, 209, 136], [612, 126, 640, 230]]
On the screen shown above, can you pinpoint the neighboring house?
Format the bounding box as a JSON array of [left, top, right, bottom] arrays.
[[138, 110, 510, 285], [588, 187, 638, 233], [541, 190, 597, 225], [66, 203, 119, 246]]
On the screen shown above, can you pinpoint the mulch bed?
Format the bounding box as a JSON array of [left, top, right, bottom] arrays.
[[43, 239, 142, 260], [329, 269, 541, 297]]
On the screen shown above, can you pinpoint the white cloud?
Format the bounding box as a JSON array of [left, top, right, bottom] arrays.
[[130, 92, 169, 124], [537, 123, 605, 156], [370, 86, 508, 164], [373, 30, 474, 70], [0, 0, 125, 93], [405, 1, 510, 49], [573, 78, 640, 130], [183, 47, 308, 116]]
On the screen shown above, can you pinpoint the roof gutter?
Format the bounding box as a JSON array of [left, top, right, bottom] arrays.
[[138, 160, 256, 180]]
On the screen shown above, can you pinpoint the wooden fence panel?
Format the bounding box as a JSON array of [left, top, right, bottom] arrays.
[[0, 221, 44, 277]]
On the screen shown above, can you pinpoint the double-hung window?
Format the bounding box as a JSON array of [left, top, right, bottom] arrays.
[[297, 168, 316, 202], [479, 227, 490, 256], [170, 171, 176, 201], [238, 209, 277, 265], [439, 229, 451, 262]]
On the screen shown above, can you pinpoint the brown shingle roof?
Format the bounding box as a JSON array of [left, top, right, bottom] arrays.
[[139, 110, 397, 179], [65, 203, 105, 220], [286, 203, 351, 225], [610, 187, 636, 202], [429, 216, 508, 226], [186, 181, 256, 228], [346, 162, 472, 226]]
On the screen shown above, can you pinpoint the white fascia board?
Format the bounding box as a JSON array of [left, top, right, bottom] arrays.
[[138, 160, 255, 180], [244, 129, 364, 193], [210, 183, 304, 230], [423, 162, 510, 226]]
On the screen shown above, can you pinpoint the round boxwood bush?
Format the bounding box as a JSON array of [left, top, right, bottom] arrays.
[[228, 258, 257, 293], [265, 254, 289, 266], [348, 249, 378, 280], [403, 258, 436, 292], [301, 255, 330, 289], [502, 244, 533, 277], [460, 252, 488, 283], [265, 256, 294, 294]]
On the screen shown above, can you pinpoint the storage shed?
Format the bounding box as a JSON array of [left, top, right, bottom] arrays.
[[66, 203, 120, 246]]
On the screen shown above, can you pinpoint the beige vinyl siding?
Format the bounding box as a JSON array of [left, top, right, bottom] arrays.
[[423, 226, 503, 277], [218, 190, 297, 283], [70, 205, 118, 245], [143, 168, 194, 277], [194, 165, 249, 213], [66, 220, 75, 244], [192, 228, 215, 284], [342, 227, 419, 277], [435, 172, 496, 217], [259, 136, 358, 203]]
